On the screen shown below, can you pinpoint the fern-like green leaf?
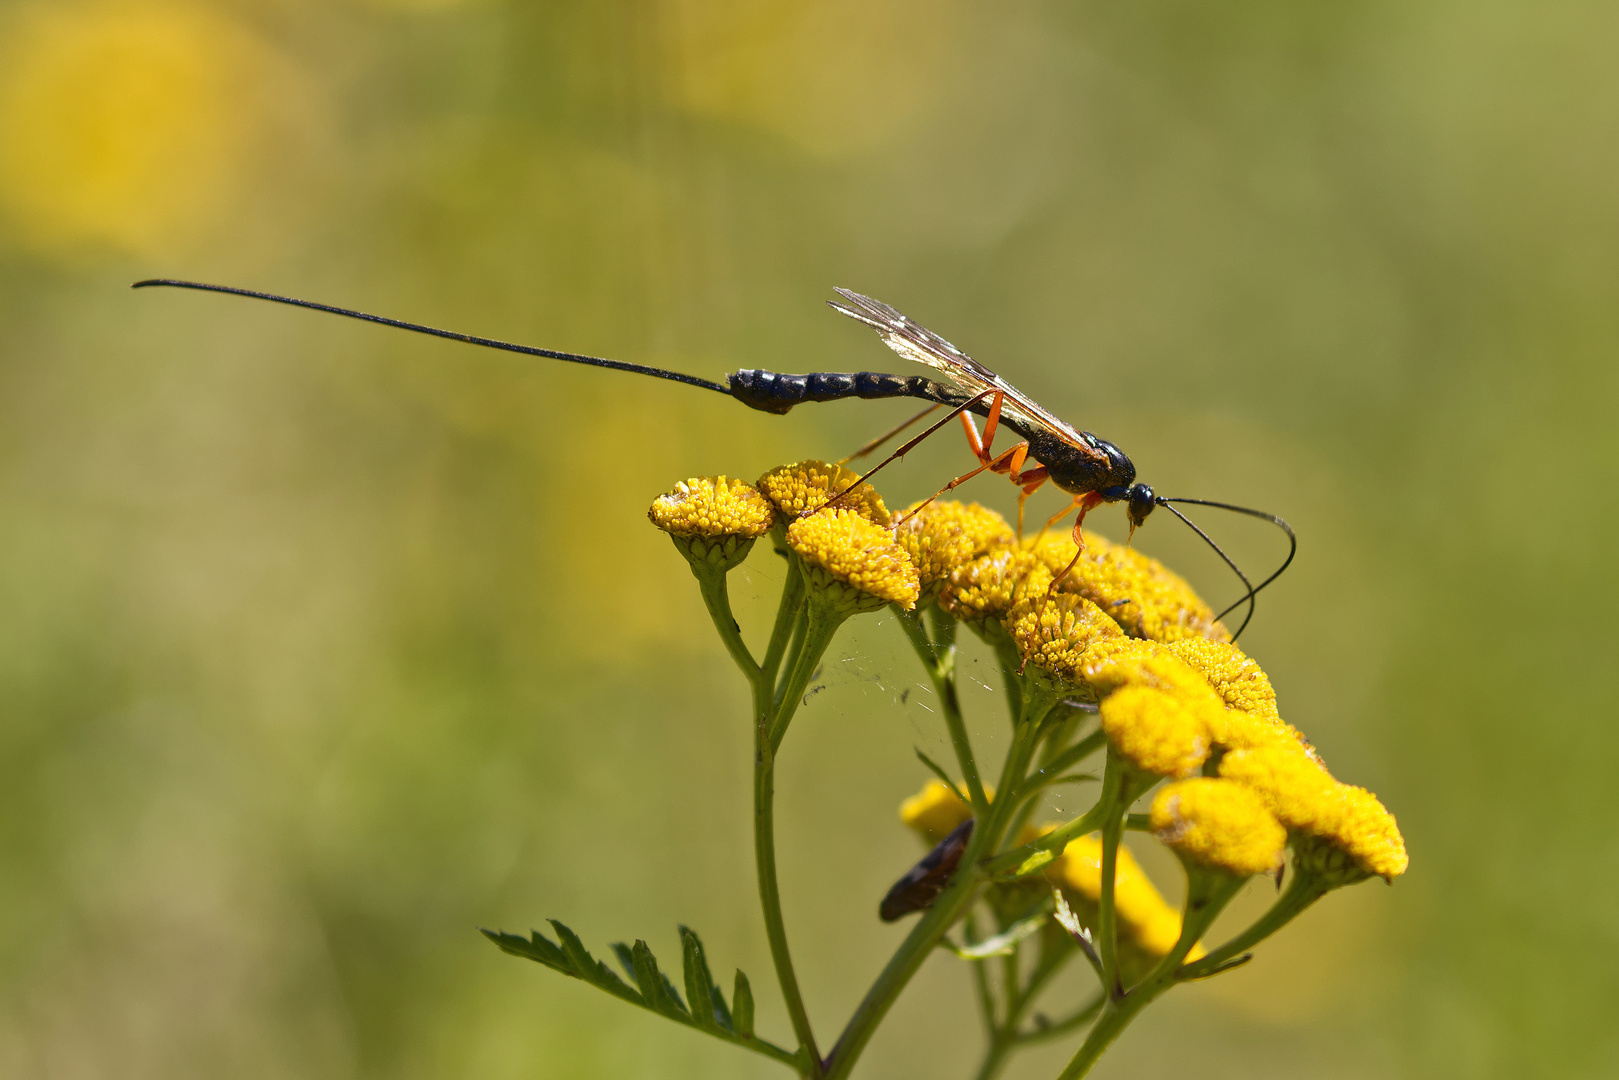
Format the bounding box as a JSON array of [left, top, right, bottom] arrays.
[[484, 920, 797, 1069]]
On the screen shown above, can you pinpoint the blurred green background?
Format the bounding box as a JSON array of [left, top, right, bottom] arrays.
[[0, 1, 1614, 1077]]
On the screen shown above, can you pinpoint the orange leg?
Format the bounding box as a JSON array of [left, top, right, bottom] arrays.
[[956, 389, 1006, 464], [839, 403, 941, 465], [825, 390, 996, 511], [1047, 492, 1105, 593], [1014, 469, 1050, 538], [897, 439, 1034, 524], [1034, 500, 1078, 546], [898, 390, 1055, 525]]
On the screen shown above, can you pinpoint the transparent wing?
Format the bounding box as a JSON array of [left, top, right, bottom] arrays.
[[828, 288, 1097, 454]]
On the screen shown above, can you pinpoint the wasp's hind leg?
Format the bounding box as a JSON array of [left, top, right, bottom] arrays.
[[826, 390, 995, 512], [838, 403, 942, 465], [1047, 492, 1106, 593]]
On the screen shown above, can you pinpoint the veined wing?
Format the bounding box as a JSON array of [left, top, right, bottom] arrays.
[[828, 288, 1099, 455]]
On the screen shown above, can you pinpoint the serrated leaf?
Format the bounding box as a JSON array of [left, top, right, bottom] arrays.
[[485, 923, 642, 1005], [631, 940, 688, 1018], [1052, 890, 1087, 941], [610, 942, 637, 984], [479, 929, 571, 976], [732, 970, 754, 1038], [548, 919, 597, 975], [680, 926, 731, 1031], [1052, 888, 1104, 977], [487, 920, 798, 1069]]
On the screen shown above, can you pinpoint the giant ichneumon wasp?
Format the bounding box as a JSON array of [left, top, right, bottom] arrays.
[[132, 279, 1295, 638]]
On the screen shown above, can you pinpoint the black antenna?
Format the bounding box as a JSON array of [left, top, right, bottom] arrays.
[[131, 279, 732, 395], [1154, 497, 1296, 642]]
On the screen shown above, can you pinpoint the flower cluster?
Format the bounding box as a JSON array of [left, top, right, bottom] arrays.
[[621, 460, 1408, 1080], [651, 464, 1407, 889]]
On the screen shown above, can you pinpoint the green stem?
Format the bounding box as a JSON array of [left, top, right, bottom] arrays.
[[981, 800, 1107, 878], [1056, 869, 1245, 1079], [761, 556, 807, 691], [1004, 717, 1097, 845], [1178, 865, 1331, 980], [821, 848, 986, 1080], [1025, 730, 1107, 795], [972, 919, 1080, 1079], [1094, 753, 1128, 999], [774, 605, 810, 712], [754, 738, 822, 1076], [822, 712, 1047, 1080], [972, 1035, 1014, 1080], [697, 572, 760, 681], [965, 911, 998, 1031], [768, 596, 848, 752], [1009, 941, 1072, 1033], [752, 592, 850, 1076], [1013, 992, 1103, 1047], [896, 607, 987, 815], [990, 632, 1027, 726]]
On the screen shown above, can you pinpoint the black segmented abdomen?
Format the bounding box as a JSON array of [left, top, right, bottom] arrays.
[[728, 369, 949, 414]]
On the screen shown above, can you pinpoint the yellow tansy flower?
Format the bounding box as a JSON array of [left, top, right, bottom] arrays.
[[757, 460, 889, 524], [899, 779, 977, 844], [1027, 531, 1228, 644], [787, 508, 919, 612], [649, 475, 776, 571], [1151, 778, 1287, 877], [1165, 638, 1280, 723], [648, 475, 775, 537], [894, 500, 1014, 599], [939, 548, 1052, 626], [1004, 591, 1124, 685], [1217, 744, 1339, 832], [1079, 642, 1220, 704], [1098, 685, 1210, 778], [1219, 747, 1408, 883], [1049, 833, 1203, 962], [1323, 785, 1409, 882]]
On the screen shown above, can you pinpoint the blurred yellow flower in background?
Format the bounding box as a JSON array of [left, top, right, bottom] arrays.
[[659, 0, 966, 158], [0, 3, 298, 258]]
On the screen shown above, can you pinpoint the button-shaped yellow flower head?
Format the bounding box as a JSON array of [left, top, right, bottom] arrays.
[[648, 475, 776, 571], [786, 508, 920, 613], [1320, 786, 1409, 883], [1028, 531, 1228, 643], [1079, 643, 1221, 702], [1098, 685, 1211, 778], [1217, 744, 1339, 832], [939, 548, 1051, 626], [1151, 778, 1287, 878], [757, 460, 890, 524], [1004, 591, 1124, 686], [1165, 638, 1280, 723], [894, 500, 1014, 601]]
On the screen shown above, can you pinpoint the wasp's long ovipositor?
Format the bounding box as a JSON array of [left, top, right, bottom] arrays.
[[133, 279, 1295, 636]]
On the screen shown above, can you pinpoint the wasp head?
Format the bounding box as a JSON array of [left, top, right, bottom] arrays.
[[1126, 483, 1157, 529]]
